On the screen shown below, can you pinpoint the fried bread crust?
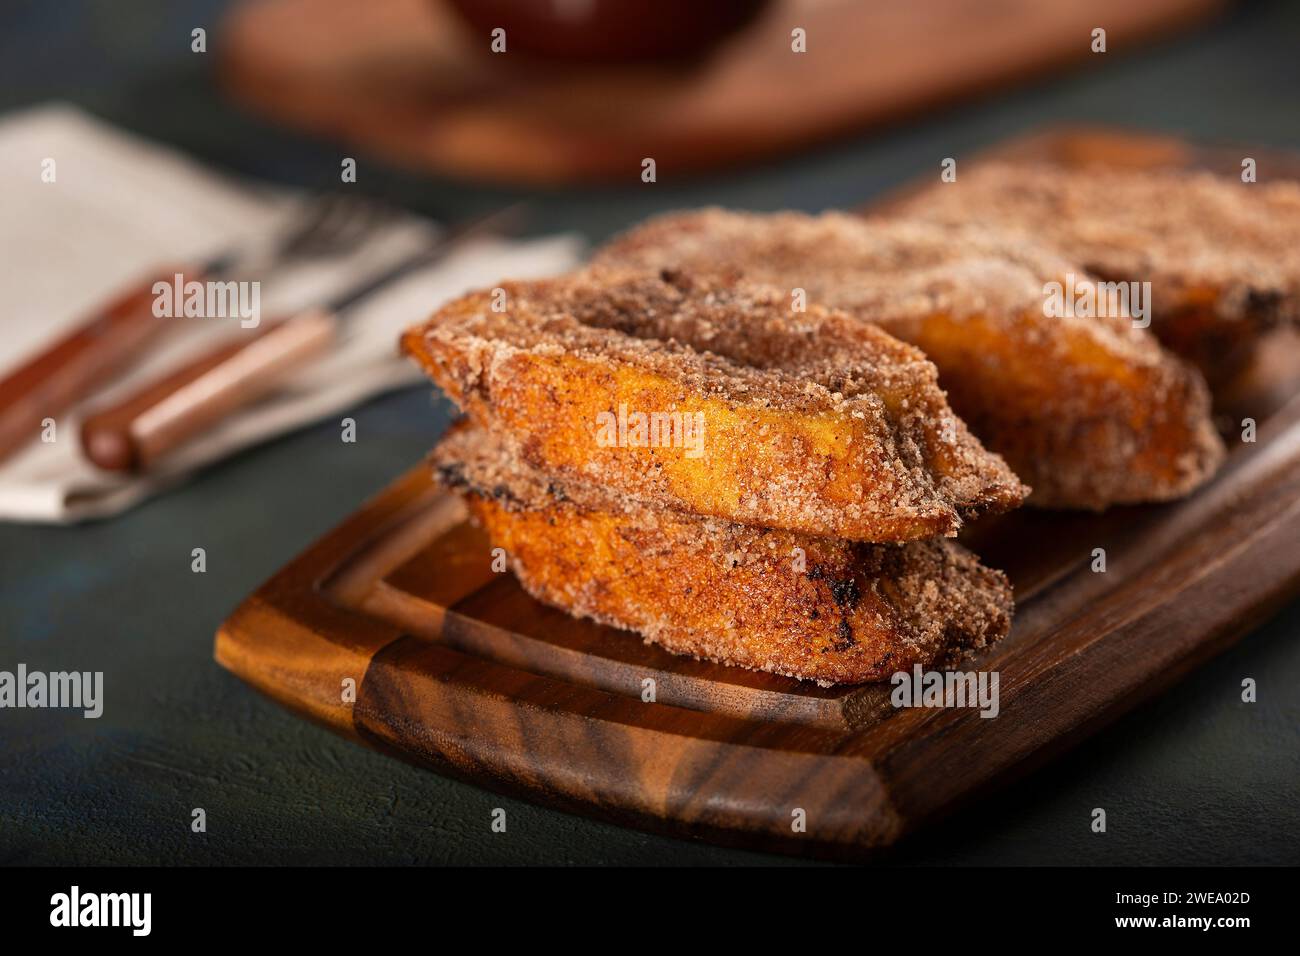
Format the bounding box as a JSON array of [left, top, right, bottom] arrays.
[[892, 163, 1300, 384], [433, 423, 1014, 685], [595, 209, 1225, 509], [403, 269, 1026, 540]]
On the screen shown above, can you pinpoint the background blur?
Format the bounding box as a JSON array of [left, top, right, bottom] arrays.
[[1, 0, 1298, 865]]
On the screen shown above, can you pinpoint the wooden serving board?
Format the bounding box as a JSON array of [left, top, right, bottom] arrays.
[[216, 129, 1300, 859], [217, 0, 1225, 185]]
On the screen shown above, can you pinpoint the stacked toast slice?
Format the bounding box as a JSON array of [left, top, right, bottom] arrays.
[[403, 270, 1021, 684], [402, 177, 1283, 683]]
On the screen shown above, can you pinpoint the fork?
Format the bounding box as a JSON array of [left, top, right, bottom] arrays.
[[0, 191, 398, 466]]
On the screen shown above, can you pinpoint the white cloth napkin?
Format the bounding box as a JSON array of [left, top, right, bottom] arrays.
[[0, 104, 584, 522]]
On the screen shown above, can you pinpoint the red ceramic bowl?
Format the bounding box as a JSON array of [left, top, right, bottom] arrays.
[[444, 0, 771, 62]]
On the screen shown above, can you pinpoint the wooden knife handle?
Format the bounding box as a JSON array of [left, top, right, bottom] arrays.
[[80, 309, 338, 473], [0, 270, 188, 465]]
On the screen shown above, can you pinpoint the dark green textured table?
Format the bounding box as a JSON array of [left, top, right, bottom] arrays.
[[1, 0, 1297, 865]]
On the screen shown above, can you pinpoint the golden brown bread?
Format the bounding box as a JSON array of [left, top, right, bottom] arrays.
[[889, 162, 1300, 384], [432, 422, 1014, 685], [402, 268, 1026, 541], [594, 208, 1225, 510]]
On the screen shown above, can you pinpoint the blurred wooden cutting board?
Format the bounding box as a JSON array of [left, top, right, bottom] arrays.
[[218, 0, 1226, 185]]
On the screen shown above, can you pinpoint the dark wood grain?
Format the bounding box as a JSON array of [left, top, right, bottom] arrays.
[[216, 0, 1224, 185], [214, 128, 1300, 858]]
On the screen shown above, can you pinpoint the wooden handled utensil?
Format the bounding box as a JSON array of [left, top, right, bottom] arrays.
[[80, 310, 337, 472], [79, 204, 527, 473], [0, 267, 202, 465], [0, 191, 407, 467]]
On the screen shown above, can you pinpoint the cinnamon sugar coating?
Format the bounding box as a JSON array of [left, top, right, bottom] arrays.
[[891, 162, 1300, 383], [595, 208, 1225, 509], [402, 269, 1025, 541], [432, 422, 1013, 685]]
